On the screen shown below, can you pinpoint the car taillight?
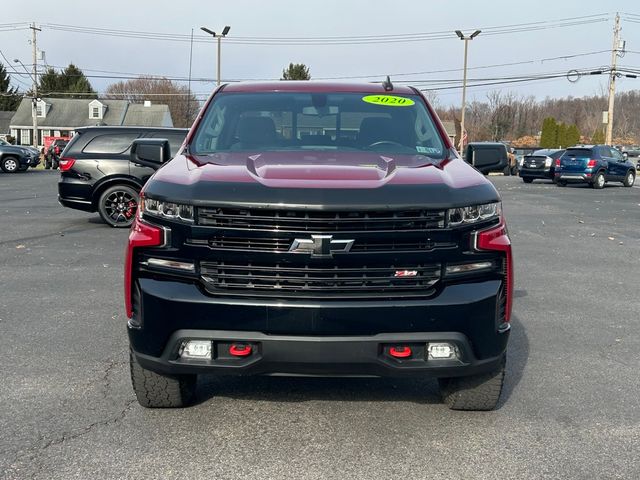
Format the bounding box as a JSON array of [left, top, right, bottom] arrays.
[[555, 158, 561, 168], [59, 157, 75, 171], [475, 220, 513, 323], [586, 159, 597, 168], [124, 217, 164, 318]]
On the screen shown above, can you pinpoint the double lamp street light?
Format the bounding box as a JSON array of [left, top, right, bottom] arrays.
[[455, 29, 481, 155], [200, 25, 231, 86]]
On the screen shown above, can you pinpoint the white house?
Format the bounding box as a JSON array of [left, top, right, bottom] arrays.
[[10, 97, 173, 147]]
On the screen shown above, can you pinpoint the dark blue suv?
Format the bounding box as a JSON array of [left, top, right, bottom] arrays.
[[555, 145, 636, 189]]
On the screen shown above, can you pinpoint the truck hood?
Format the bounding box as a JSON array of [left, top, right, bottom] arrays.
[[143, 150, 500, 210]]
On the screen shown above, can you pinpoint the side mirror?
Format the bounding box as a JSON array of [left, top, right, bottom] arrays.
[[130, 138, 171, 170]]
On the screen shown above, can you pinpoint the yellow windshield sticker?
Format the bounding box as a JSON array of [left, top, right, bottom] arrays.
[[362, 95, 415, 107]]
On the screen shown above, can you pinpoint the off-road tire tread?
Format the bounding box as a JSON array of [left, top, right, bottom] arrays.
[[129, 350, 196, 408], [439, 357, 506, 411]]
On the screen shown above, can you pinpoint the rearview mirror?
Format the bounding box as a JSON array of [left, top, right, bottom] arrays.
[[130, 138, 171, 170]]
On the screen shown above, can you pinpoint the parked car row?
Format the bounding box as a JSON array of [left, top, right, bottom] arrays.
[[518, 145, 636, 189]]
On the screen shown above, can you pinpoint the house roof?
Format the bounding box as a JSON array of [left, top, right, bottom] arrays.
[[0, 111, 14, 134], [122, 103, 172, 127], [10, 97, 172, 128], [441, 120, 456, 138]]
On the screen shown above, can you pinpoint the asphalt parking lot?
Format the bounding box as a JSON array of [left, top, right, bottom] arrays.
[[1, 170, 639, 480]]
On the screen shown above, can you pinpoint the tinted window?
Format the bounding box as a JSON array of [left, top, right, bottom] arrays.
[[610, 148, 623, 161], [564, 148, 592, 157], [148, 132, 188, 157], [191, 92, 446, 162], [82, 133, 140, 155]]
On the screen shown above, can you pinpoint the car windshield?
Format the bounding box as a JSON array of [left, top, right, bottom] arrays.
[[191, 92, 447, 163]]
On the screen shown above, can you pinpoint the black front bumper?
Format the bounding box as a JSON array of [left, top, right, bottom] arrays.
[[133, 329, 507, 378], [129, 277, 509, 378]]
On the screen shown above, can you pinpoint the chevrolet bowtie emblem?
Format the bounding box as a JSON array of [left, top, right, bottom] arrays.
[[289, 235, 354, 257]]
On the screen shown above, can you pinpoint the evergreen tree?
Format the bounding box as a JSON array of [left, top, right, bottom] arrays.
[[37, 63, 96, 99], [281, 63, 311, 80], [591, 127, 605, 144], [0, 62, 21, 110], [556, 123, 567, 148], [539, 117, 558, 148], [566, 124, 580, 146]]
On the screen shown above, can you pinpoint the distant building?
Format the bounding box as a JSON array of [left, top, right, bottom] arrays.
[[441, 120, 456, 144], [10, 98, 173, 146], [0, 111, 13, 137]]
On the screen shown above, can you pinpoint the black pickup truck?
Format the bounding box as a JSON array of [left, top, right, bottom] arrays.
[[125, 81, 514, 411]]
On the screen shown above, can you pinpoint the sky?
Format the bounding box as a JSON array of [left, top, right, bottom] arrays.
[[2, 0, 640, 107]]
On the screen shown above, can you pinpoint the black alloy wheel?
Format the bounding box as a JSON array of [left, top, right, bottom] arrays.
[[98, 185, 139, 228]]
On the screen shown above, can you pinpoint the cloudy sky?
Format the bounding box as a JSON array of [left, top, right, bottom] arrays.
[[2, 0, 640, 106]]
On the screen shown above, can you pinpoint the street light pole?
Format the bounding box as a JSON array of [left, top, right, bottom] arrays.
[[201, 25, 231, 86], [455, 29, 481, 155]]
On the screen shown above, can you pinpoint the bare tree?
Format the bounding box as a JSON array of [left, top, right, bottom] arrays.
[[105, 76, 200, 128]]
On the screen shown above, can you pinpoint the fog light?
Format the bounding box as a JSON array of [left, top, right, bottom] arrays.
[[180, 340, 212, 359], [428, 342, 457, 360]]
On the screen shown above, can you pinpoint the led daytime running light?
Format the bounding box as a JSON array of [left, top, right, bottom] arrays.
[[448, 202, 501, 226], [141, 196, 194, 223]]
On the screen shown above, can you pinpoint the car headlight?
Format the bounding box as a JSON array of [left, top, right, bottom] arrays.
[[545, 158, 552, 167], [448, 202, 501, 226], [518, 158, 524, 167], [140, 196, 194, 223]]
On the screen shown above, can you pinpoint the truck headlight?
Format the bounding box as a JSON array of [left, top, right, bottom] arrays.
[[545, 158, 552, 167], [448, 202, 501, 226], [140, 196, 194, 223]]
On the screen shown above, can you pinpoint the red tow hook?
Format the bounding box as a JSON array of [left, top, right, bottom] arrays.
[[389, 346, 412, 358], [229, 343, 252, 357]]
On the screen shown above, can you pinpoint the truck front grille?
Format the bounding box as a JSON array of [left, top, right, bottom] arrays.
[[187, 236, 456, 253], [200, 261, 442, 299], [197, 207, 446, 232]]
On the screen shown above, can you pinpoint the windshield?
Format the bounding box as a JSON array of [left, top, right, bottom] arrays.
[[191, 92, 446, 160]]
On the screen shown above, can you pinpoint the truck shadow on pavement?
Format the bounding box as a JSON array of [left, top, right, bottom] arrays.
[[194, 316, 529, 410]]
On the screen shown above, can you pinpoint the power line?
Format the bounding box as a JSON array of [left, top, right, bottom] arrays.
[[41, 14, 611, 45]]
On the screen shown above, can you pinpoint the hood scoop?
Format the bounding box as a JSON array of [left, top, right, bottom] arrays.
[[246, 154, 397, 182]]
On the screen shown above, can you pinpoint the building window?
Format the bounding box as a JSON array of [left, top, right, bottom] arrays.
[[42, 129, 51, 139], [91, 106, 100, 118], [21, 130, 31, 145]]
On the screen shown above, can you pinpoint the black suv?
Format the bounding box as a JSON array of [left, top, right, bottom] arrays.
[[464, 142, 511, 175], [125, 82, 513, 411], [58, 126, 188, 227], [518, 149, 565, 183]]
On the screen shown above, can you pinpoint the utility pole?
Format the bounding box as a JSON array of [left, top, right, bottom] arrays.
[[30, 22, 41, 148], [605, 13, 621, 146], [455, 29, 481, 155]]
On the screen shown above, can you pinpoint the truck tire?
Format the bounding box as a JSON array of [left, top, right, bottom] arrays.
[[130, 350, 197, 408], [522, 177, 533, 184], [438, 356, 505, 411]]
